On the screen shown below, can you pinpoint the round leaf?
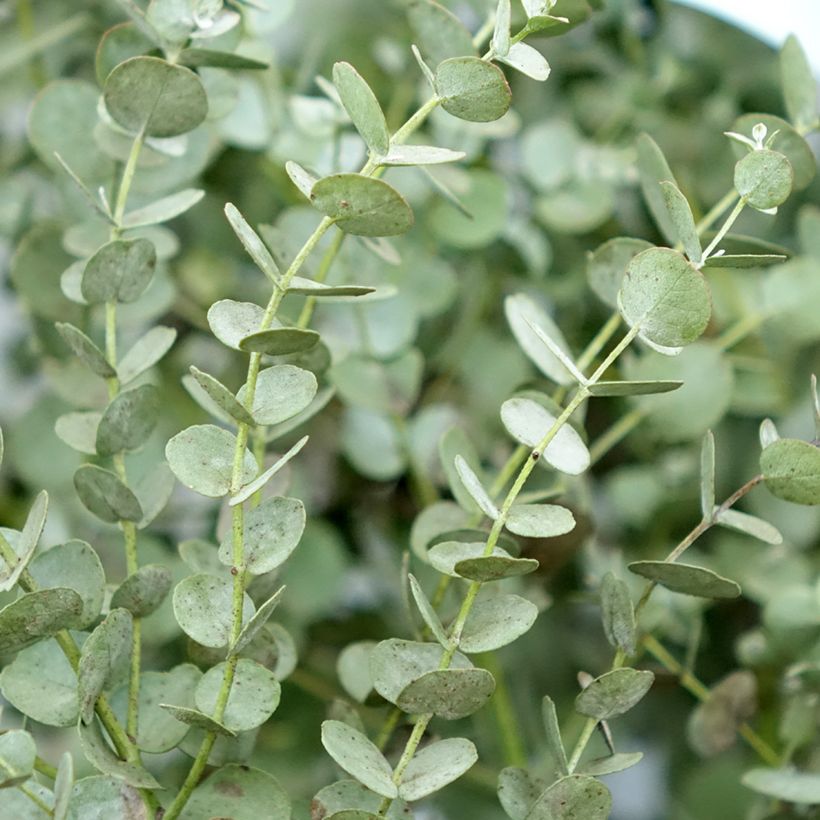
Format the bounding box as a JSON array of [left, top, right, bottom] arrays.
[[195, 658, 281, 732], [0, 639, 78, 727], [165, 424, 257, 498], [73, 465, 143, 523], [575, 668, 655, 720], [28, 540, 105, 628], [0, 729, 36, 788], [459, 593, 539, 653], [207, 299, 266, 350], [158, 705, 235, 737], [505, 504, 575, 538], [110, 564, 173, 618], [237, 365, 318, 426], [65, 777, 144, 820], [310, 174, 414, 236], [321, 720, 397, 799], [760, 439, 820, 506], [81, 239, 156, 304], [398, 737, 477, 801], [173, 574, 255, 648], [110, 664, 202, 753], [618, 247, 711, 348], [77, 609, 132, 724], [177, 765, 291, 820], [0, 588, 83, 654], [103, 56, 208, 137], [600, 573, 636, 655], [396, 667, 496, 719], [55, 323, 116, 379], [734, 149, 793, 211], [435, 57, 512, 122], [77, 718, 160, 789], [218, 496, 306, 575], [427, 541, 538, 581], [527, 775, 612, 820], [95, 384, 160, 456], [369, 638, 473, 705], [500, 398, 590, 475]]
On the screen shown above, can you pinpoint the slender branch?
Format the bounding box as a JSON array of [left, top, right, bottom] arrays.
[[296, 229, 345, 329], [695, 189, 739, 236], [642, 634, 780, 767], [379, 327, 641, 813], [103, 131, 147, 750], [588, 407, 647, 466], [566, 474, 764, 772], [480, 651, 528, 768], [164, 88, 447, 820], [18, 784, 54, 816], [701, 198, 745, 262]]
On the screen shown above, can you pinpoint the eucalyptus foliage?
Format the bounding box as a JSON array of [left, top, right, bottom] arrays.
[[0, 1, 818, 819]]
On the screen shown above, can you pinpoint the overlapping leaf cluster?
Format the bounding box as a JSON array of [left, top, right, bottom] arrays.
[[0, 1, 818, 819]]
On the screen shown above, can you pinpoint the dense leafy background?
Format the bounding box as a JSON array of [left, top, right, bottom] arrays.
[[0, 1, 818, 818]]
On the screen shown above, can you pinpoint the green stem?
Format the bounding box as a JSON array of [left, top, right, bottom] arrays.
[[480, 651, 528, 768], [113, 129, 145, 230], [375, 707, 402, 752], [553, 311, 621, 405], [16, 0, 47, 87], [104, 129, 148, 753], [642, 634, 780, 767], [701, 197, 745, 262], [565, 474, 764, 771], [716, 312, 765, 351], [588, 407, 647, 466], [296, 229, 345, 329], [18, 784, 53, 816], [695, 189, 739, 236], [34, 757, 58, 780]]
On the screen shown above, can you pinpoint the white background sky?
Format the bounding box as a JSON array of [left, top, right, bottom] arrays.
[[677, 0, 820, 71]]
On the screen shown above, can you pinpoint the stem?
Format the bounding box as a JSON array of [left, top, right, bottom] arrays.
[[480, 651, 528, 768], [102, 130, 148, 756], [695, 189, 739, 236], [566, 474, 764, 771], [716, 313, 765, 351], [553, 311, 621, 404], [642, 634, 780, 767], [375, 707, 402, 752], [296, 229, 345, 329], [18, 785, 53, 816], [588, 407, 647, 466], [701, 198, 745, 262], [34, 757, 57, 780], [113, 129, 145, 230], [16, 0, 47, 87]]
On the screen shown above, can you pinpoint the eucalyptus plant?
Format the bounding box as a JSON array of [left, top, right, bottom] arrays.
[[0, 0, 818, 819]]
